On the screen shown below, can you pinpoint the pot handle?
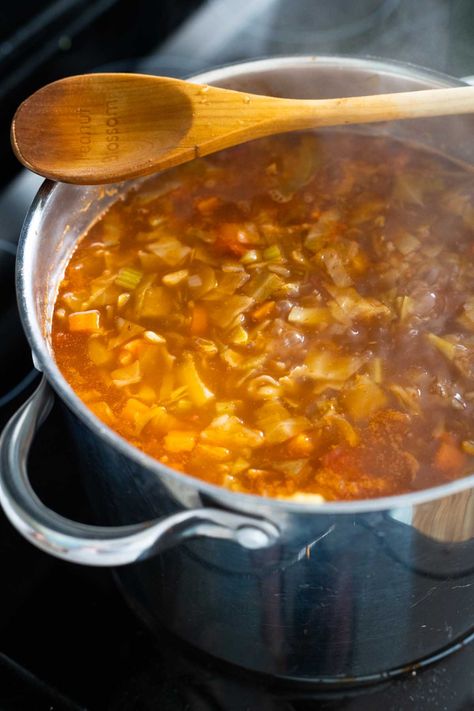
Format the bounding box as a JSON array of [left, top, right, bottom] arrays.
[[0, 378, 280, 566]]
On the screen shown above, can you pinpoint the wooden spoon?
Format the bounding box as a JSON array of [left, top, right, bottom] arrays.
[[11, 73, 474, 185]]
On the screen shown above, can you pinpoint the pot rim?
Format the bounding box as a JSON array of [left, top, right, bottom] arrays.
[[17, 54, 474, 515]]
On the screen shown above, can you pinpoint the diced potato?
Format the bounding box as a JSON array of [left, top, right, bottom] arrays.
[[192, 443, 231, 461], [163, 431, 197, 453], [69, 310, 101, 333]]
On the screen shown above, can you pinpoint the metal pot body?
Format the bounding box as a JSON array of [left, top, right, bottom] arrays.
[[9, 57, 474, 682]]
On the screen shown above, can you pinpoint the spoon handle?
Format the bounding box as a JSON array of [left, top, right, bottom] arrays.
[[266, 85, 474, 132]]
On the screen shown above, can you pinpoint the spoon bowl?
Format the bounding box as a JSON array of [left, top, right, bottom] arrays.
[[11, 73, 474, 184]]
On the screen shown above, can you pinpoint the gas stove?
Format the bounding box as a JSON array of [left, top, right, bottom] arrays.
[[1, 1, 474, 709]]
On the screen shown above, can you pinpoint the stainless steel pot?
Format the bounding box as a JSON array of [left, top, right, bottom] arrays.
[[1, 56, 474, 684]]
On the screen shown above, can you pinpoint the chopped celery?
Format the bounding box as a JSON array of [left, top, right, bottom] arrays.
[[263, 245, 282, 261], [115, 267, 142, 290]]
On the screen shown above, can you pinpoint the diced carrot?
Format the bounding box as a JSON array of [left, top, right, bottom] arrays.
[[190, 304, 208, 335], [433, 436, 466, 477], [214, 223, 255, 256], [250, 300, 275, 322], [68, 310, 101, 332]]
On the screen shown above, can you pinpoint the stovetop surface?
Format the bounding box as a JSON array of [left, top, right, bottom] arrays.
[[2, 1, 474, 709]]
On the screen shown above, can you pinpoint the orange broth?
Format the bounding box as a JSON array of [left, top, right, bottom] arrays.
[[52, 131, 474, 501]]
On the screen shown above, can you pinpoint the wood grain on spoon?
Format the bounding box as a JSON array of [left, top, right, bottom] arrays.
[[11, 73, 474, 185]]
